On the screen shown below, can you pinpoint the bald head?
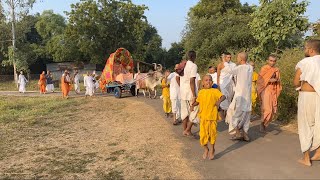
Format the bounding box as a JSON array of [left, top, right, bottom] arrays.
[[306, 39, 320, 54], [237, 52, 248, 64]]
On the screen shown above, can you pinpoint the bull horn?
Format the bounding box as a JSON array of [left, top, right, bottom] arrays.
[[152, 63, 157, 70], [157, 64, 163, 71]]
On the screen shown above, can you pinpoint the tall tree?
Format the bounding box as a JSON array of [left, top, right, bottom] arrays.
[[1, 0, 35, 81], [249, 0, 309, 59], [164, 42, 184, 69], [34, 10, 80, 62], [183, 0, 256, 70], [312, 20, 320, 38], [65, 0, 161, 64]]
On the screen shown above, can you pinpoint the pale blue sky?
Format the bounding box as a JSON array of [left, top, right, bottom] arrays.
[[31, 0, 320, 49]]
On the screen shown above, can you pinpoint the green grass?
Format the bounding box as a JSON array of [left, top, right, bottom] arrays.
[[0, 96, 83, 126], [0, 80, 87, 92], [0, 80, 39, 91]]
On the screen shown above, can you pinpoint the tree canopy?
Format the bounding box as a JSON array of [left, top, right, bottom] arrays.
[[182, 0, 256, 70], [249, 0, 309, 59]]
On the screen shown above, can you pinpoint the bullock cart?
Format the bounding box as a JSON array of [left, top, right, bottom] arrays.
[[101, 48, 158, 98]]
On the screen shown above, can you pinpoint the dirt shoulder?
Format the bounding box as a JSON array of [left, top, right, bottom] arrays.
[[0, 96, 200, 179]]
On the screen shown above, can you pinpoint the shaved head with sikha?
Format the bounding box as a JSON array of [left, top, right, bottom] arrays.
[[305, 39, 320, 57], [237, 52, 248, 64]]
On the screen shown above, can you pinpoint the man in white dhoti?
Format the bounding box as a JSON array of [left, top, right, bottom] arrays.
[[84, 72, 95, 97], [46, 71, 54, 93], [217, 52, 236, 120], [18, 71, 28, 93], [74, 70, 80, 94], [168, 64, 181, 125], [294, 39, 320, 167], [179, 51, 199, 136], [225, 52, 253, 142]]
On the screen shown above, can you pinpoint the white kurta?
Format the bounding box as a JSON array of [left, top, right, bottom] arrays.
[[18, 74, 28, 93], [225, 63, 253, 134], [296, 55, 320, 152], [209, 72, 218, 85], [84, 76, 95, 96], [168, 72, 181, 119], [220, 62, 236, 110], [74, 74, 80, 93]]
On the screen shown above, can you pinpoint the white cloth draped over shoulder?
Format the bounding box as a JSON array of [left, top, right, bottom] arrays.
[[225, 63, 253, 134], [18, 74, 28, 93], [74, 74, 80, 93], [296, 55, 320, 153], [219, 62, 236, 110], [168, 72, 180, 100], [84, 75, 95, 96], [209, 72, 218, 85]]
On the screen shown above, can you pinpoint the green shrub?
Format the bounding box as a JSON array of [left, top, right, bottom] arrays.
[[276, 48, 304, 123]]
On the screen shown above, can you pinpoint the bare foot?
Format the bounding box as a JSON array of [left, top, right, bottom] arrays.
[[260, 123, 266, 133], [209, 148, 215, 160], [311, 154, 320, 161], [243, 133, 250, 142], [203, 147, 209, 160], [298, 159, 311, 167], [183, 131, 193, 137]]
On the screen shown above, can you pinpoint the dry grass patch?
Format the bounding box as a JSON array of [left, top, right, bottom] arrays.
[[0, 96, 200, 179]]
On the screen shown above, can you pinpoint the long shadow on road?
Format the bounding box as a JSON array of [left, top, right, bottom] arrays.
[[138, 97, 320, 179]]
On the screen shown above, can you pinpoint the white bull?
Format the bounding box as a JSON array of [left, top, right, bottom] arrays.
[[135, 64, 163, 98]]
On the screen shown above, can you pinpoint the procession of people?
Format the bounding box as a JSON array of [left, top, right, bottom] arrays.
[[159, 39, 320, 165], [15, 39, 320, 166]]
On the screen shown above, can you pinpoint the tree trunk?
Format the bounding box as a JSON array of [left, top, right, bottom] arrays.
[[10, 0, 18, 86]]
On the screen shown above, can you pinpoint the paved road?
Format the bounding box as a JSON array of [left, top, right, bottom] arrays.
[[141, 96, 320, 179], [1, 91, 320, 179]]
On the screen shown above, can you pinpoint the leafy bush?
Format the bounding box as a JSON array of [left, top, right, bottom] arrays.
[[276, 48, 304, 123]]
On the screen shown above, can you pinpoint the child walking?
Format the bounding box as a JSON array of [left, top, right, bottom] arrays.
[[162, 70, 172, 117], [191, 75, 226, 160]]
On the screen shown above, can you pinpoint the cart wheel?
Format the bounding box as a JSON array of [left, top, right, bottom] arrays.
[[114, 87, 122, 98], [130, 85, 136, 96]]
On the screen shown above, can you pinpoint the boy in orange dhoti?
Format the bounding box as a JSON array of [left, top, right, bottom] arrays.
[[61, 70, 71, 98], [39, 71, 46, 94], [191, 75, 225, 160], [257, 55, 282, 132]]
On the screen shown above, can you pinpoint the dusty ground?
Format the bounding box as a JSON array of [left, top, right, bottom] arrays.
[[0, 96, 200, 179]]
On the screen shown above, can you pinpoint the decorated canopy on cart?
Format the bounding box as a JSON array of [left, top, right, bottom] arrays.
[[102, 48, 134, 84]]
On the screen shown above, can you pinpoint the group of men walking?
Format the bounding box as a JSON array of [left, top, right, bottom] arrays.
[[161, 39, 320, 164], [17, 70, 101, 98]]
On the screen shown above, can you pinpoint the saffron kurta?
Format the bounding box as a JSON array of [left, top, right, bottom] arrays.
[[197, 88, 223, 145], [39, 74, 46, 93], [162, 78, 171, 113], [257, 65, 282, 126]]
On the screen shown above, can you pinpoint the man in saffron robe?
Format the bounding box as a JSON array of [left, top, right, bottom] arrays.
[[257, 54, 282, 133], [61, 70, 71, 98], [39, 71, 46, 94]]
